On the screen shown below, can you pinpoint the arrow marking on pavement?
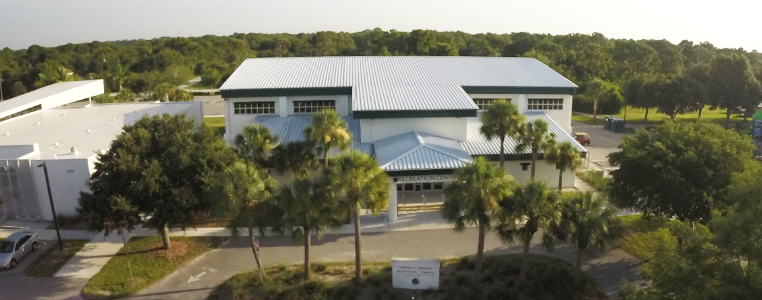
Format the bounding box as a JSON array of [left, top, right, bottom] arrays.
[[187, 271, 207, 283]]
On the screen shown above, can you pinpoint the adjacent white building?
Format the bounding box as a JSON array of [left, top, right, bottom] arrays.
[[220, 56, 586, 221], [0, 80, 203, 221]]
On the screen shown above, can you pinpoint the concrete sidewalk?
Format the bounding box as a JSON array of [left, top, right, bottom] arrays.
[[54, 230, 131, 279]]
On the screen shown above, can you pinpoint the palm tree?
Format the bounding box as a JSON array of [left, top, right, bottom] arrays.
[[326, 150, 389, 280], [516, 119, 557, 180], [496, 181, 562, 286], [480, 99, 526, 168], [544, 141, 583, 190], [219, 161, 275, 281], [273, 177, 344, 280], [304, 109, 352, 167], [108, 63, 129, 92], [552, 191, 623, 283], [442, 157, 515, 279], [235, 124, 280, 166], [270, 141, 320, 179]]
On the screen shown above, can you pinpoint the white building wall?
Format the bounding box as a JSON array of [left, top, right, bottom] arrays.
[[359, 117, 468, 143], [499, 159, 576, 189], [468, 93, 573, 133], [33, 157, 92, 220]]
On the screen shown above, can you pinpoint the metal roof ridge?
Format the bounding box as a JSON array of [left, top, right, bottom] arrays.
[[419, 144, 474, 164], [379, 131, 472, 169]]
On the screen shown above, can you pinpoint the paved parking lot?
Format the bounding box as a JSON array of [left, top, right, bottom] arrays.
[[571, 120, 634, 170], [0, 240, 87, 300]]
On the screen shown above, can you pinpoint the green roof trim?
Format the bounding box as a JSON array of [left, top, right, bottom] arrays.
[[222, 87, 352, 98], [461, 86, 576, 95], [354, 110, 477, 119]]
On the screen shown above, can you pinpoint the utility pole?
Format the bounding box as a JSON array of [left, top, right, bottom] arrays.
[[37, 162, 64, 250]]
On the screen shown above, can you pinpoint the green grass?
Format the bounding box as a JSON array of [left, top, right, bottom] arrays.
[[573, 106, 746, 125], [25, 239, 89, 276], [183, 82, 218, 90], [204, 116, 225, 137], [83, 236, 226, 299], [617, 214, 678, 261], [209, 254, 607, 300], [576, 170, 611, 193]]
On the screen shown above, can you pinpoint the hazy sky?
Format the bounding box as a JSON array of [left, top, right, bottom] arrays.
[[1, 0, 759, 51]]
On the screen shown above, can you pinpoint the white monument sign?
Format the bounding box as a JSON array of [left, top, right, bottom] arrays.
[[391, 258, 440, 290]]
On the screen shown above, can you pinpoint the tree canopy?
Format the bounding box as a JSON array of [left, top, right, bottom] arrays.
[[608, 122, 755, 222]]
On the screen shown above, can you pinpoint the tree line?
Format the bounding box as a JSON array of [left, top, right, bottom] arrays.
[[2, 29, 762, 124]]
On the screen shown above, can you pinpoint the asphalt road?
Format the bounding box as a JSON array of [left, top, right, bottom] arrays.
[[128, 228, 642, 300], [572, 120, 633, 169], [0, 240, 88, 300]]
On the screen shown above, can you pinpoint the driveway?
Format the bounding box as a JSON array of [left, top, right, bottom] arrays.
[[129, 228, 642, 300], [0, 240, 88, 300], [572, 120, 634, 169]]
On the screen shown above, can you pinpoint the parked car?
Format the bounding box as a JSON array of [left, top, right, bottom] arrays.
[[0, 232, 40, 269], [572, 132, 591, 146]]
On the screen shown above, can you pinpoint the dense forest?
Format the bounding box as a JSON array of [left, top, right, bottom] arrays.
[[1, 28, 761, 123]]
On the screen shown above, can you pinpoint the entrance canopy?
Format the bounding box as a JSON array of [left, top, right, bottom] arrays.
[[375, 131, 473, 173]]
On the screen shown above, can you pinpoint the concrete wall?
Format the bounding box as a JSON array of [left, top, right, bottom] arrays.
[[32, 157, 92, 220], [499, 159, 576, 189], [360, 117, 469, 143], [0, 159, 41, 220]]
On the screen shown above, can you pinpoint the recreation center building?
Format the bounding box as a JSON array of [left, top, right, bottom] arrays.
[[221, 56, 587, 221], [0, 80, 203, 221]]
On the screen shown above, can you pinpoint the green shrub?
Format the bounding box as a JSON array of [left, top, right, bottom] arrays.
[[577, 170, 611, 192]]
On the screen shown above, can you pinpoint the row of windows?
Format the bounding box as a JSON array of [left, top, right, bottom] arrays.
[[233, 100, 337, 115], [527, 98, 563, 110], [294, 100, 335, 113], [473, 98, 563, 111], [233, 102, 276, 115]]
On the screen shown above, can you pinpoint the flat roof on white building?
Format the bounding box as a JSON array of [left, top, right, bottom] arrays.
[[0, 101, 203, 160], [0, 80, 104, 120]]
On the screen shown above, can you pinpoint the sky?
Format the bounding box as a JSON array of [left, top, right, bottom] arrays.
[[1, 0, 760, 51]]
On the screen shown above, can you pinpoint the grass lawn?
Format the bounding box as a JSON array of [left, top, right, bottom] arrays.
[[83, 236, 226, 299], [183, 83, 218, 90], [25, 239, 89, 276], [617, 214, 677, 261], [204, 116, 225, 137], [209, 254, 607, 300], [573, 106, 746, 125]]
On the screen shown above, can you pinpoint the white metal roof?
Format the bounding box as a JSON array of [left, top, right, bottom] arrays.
[[374, 131, 473, 172], [0, 101, 203, 160], [460, 112, 587, 156], [221, 57, 577, 112], [251, 114, 372, 154], [0, 80, 104, 120]]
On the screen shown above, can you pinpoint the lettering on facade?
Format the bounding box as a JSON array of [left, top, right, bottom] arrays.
[[394, 175, 452, 183]]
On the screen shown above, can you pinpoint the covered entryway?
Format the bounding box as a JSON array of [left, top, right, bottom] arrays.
[[374, 132, 473, 221]]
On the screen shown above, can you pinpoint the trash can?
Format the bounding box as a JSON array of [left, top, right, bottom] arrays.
[[603, 116, 612, 130], [611, 117, 625, 133]]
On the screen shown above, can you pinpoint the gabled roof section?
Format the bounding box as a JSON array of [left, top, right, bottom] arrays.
[[221, 57, 577, 117], [374, 131, 473, 172], [461, 112, 587, 157], [252, 115, 372, 154]]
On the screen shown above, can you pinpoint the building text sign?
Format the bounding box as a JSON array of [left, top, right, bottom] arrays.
[[392, 258, 440, 290], [394, 175, 452, 183]]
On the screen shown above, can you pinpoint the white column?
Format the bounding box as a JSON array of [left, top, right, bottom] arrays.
[[278, 96, 288, 117], [388, 181, 398, 222]]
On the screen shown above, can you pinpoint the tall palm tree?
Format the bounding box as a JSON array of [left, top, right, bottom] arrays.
[[552, 191, 623, 283], [544, 141, 583, 190], [219, 161, 275, 281], [442, 157, 515, 279], [274, 177, 344, 280], [235, 124, 280, 166], [108, 63, 129, 92], [496, 180, 562, 286], [480, 99, 526, 168], [270, 141, 320, 179], [516, 119, 557, 180], [304, 109, 352, 167], [326, 150, 389, 280]]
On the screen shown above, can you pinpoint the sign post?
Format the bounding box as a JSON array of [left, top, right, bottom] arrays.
[[392, 258, 441, 290]]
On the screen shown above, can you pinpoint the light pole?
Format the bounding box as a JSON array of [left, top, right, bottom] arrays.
[[1, 73, 4, 101], [37, 162, 63, 250]]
